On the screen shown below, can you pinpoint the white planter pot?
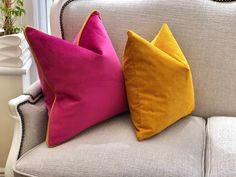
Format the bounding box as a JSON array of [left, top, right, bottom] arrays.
[[0, 32, 31, 68]]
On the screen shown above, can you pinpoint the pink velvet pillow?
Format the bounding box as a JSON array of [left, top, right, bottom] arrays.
[[24, 11, 128, 147]]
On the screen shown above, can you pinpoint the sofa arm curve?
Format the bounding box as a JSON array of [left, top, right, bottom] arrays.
[[5, 81, 48, 177]]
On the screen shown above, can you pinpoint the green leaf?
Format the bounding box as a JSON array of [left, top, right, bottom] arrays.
[[0, 0, 25, 34], [21, 8, 25, 14]]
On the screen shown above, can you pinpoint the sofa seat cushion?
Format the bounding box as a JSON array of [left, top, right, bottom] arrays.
[[206, 117, 236, 177], [14, 114, 206, 177]]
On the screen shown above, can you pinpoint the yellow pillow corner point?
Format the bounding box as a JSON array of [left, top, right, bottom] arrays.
[[123, 24, 195, 141], [127, 30, 139, 38], [127, 30, 131, 36], [162, 23, 171, 31], [127, 30, 133, 35]]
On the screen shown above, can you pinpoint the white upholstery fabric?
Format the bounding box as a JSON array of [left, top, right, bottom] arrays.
[[60, 0, 236, 118], [24, 81, 41, 98], [206, 117, 236, 177], [14, 114, 205, 177]]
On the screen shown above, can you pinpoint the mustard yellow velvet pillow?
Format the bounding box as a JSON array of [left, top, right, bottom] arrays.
[[123, 24, 195, 140]]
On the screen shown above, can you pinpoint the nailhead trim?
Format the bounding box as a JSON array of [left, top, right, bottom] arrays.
[[60, 0, 77, 39], [213, 0, 235, 2]]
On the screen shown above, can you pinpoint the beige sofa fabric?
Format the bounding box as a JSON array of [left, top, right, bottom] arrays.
[[14, 114, 205, 177], [19, 81, 48, 157], [206, 117, 236, 177], [61, 0, 236, 118], [17, 97, 47, 157]]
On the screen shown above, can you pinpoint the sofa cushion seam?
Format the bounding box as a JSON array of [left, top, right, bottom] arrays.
[[13, 167, 37, 177]]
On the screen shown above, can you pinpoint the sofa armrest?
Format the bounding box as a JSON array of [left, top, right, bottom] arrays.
[[5, 81, 48, 177]]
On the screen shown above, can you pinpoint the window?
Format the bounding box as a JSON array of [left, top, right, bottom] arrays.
[[32, 0, 52, 33]]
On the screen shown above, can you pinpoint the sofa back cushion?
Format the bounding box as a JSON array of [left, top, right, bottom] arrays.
[[54, 0, 236, 118]]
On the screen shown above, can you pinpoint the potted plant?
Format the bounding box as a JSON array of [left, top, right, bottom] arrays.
[[0, 0, 30, 67]]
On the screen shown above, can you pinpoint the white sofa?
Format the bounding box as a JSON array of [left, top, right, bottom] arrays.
[[5, 0, 236, 177]]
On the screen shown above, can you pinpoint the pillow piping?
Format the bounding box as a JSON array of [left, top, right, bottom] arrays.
[[76, 10, 100, 45]]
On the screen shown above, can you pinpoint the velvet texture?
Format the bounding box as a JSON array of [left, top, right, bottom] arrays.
[[25, 11, 128, 147], [123, 24, 195, 140]]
